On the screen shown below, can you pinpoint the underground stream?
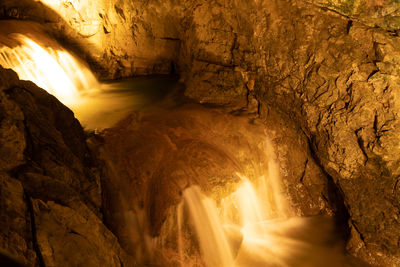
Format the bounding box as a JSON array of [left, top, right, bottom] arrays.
[[0, 19, 363, 267]]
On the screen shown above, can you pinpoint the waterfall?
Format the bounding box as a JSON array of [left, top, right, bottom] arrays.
[[0, 33, 99, 105], [183, 186, 235, 267], [178, 172, 346, 267]]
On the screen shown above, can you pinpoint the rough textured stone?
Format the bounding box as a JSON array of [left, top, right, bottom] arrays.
[[176, 1, 400, 265], [99, 104, 344, 265], [0, 0, 183, 78], [0, 173, 37, 265], [32, 199, 131, 267], [0, 66, 133, 266], [307, 0, 400, 31], [2, 0, 400, 265]]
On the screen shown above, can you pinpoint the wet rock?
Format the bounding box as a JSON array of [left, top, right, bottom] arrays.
[[0, 173, 37, 265], [0, 66, 132, 266], [6, 80, 101, 213], [99, 104, 336, 264], [2, 0, 400, 264], [0, 0, 183, 78], [176, 1, 400, 265], [32, 199, 132, 267]]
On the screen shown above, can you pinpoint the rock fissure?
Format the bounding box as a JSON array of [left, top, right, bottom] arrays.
[[305, 132, 351, 241], [26, 194, 45, 267]]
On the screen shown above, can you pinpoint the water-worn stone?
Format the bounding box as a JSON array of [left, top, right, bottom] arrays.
[[99, 104, 341, 265], [2, 0, 400, 265], [0, 66, 133, 266], [176, 1, 400, 265], [0, 0, 183, 78]]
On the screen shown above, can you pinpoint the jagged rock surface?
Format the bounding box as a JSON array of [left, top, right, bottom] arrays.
[[0, 66, 133, 266], [0, 0, 183, 78], [178, 1, 400, 265], [1, 0, 400, 265]]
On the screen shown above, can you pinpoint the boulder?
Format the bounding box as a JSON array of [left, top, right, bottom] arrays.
[[0, 66, 133, 266]]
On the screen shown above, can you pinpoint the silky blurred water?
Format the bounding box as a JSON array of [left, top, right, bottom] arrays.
[[69, 75, 181, 130]]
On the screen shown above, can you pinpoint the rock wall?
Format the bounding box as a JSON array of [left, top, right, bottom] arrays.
[[0, 0, 183, 78], [2, 0, 400, 265], [0, 66, 133, 266], [177, 1, 400, 265]]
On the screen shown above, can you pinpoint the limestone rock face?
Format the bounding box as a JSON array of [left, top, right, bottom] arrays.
[[2, 0, 400, 265], [0, 0, 183, 78], [307, 0, 400, 31], [178, 1, 400, 265], [0, 66, 132, 266]]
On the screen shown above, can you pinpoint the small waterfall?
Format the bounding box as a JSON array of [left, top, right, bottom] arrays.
[[183, 186, 235, 267], [177, 202, 184, 267], [178, 171, 345, 267], [0, 33, 99, 105], [0, 22, 179, 130]]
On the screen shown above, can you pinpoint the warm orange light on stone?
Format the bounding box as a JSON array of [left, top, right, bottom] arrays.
[[0, 34, 99, 105]]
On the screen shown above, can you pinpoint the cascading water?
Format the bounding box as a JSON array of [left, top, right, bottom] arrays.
[[0, 33, 99, 105], [0, 19, 351, 267], [176, 167, 347, 267], [0, 21, 178, 129], [183, 186, 235, 267]]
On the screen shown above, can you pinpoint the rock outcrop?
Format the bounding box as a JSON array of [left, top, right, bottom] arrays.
[[1, 0, 400, 265], [0, 66, 133, 266]]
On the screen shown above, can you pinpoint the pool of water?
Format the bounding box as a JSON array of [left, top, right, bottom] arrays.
[[69, 75, 182, 130]]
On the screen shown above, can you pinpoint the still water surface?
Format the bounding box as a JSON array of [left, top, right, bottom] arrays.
[[69, 75, 181, 130]]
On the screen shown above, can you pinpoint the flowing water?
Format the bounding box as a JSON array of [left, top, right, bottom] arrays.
[[1, 21, 354, 267], [179, 173, 347, 267], [0, 33, 99, 105], [0, 24, 179, 130], [68, 76, 180, 129]]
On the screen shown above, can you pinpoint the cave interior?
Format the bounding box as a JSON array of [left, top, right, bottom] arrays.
[[0, 0, 400, 266]]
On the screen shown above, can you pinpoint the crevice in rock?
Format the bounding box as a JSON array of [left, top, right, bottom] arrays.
[[305, 133, 351, 244], [117, 255, 124, 267], [393, 176, 400, 195], [307, 4, 351, 21], [350, 219, 367, 247], [306, 1, 399, 36], [299, 158, 308, 184], [366, 69, 379, 81], [346, 20, 353, 34], [355, 128, 369, 165], [159, 37, 181, 41], [26, 194, 45, 267]]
